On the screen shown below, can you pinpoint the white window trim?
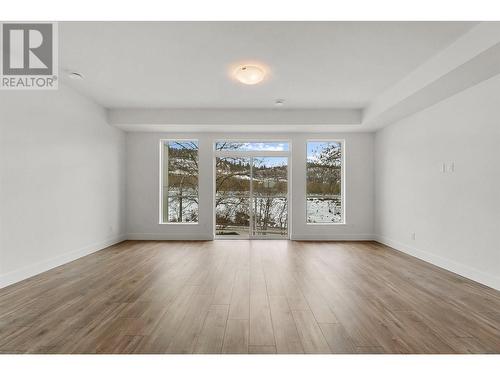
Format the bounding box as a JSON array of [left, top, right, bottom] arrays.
[[305, 139, 346, 225], [159, 139, 200, 225]]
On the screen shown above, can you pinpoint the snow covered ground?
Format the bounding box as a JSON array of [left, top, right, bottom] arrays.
[[306, 197, 342, 223], [165, 192, 342, 225], [166, 195, 198, 222]]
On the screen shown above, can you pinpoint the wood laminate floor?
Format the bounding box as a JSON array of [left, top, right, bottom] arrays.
[[0, 240, 499, 354]]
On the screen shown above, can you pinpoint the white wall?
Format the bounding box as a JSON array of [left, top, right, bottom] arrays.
[[0, 84, 126, 287], [126, 132, 374, 240], [374, 74, 500, 290]]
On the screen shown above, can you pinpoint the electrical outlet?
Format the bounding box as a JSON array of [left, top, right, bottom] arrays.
[[411, 232, 416, 241]]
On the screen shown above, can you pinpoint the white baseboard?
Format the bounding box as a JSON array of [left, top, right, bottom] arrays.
[[290, 233, 375, 241], [0, 234, 127, 289], [128, 233, 373, 241], [127, 233, 213, 240], [375, 235, 500, 291]]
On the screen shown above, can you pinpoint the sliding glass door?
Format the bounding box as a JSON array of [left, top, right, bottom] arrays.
[[215, 147, 289, 239], [251, 157, 288, 238], [215, 157, 252, 237]]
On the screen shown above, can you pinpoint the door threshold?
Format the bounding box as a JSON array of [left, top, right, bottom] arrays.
[[214, 236, 290, 240]]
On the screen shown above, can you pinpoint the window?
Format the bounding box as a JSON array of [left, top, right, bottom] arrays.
[[161, 140, 199, 223], [306, 141, 343, 224], [214, 140, 289, 238], [215, 141, 289, 152]]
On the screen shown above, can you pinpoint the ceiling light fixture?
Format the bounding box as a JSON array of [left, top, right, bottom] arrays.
[[275, 99, 285, 107], [233, 65, 265, 85]]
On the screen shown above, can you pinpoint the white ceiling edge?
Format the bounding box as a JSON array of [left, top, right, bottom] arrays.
[[362, 42, 500, 130], [113, 123, 370, 133], [108, 108, 363, 132], [363, 22, 500, 129]]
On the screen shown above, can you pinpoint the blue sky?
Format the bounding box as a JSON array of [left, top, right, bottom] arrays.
[[167, 141, 198, 150], [216, 142, 289, 151], [307, 141, 341, 161], [168, 141, 339, 160]]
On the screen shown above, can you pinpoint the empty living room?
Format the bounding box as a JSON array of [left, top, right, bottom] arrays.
[[1, 1, 499, 373]]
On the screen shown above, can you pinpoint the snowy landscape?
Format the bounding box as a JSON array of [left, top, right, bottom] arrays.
[[306, 196, 342, 223]]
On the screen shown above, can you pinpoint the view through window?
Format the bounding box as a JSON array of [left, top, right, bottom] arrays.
[[215, 141, 289, 238], [160, 140, 341, 227], [161, 140, 199, 223], [306, 141, 343, 223]]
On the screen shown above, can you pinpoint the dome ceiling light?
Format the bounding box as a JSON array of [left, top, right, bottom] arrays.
[[233, 64, 266, 85]]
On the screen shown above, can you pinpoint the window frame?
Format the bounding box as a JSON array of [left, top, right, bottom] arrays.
[[213, 139, 292, 239], [159, 139, 200, 225], [305, 139, 346, 225]]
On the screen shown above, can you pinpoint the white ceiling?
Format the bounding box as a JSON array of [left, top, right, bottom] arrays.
[[60, 21, 475, 109]]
